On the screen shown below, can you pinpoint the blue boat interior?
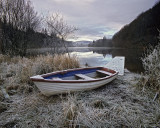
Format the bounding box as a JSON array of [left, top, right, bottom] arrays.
[[43, 68, 101, 79]]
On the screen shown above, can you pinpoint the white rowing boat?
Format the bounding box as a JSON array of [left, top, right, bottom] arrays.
[[30, 67, 118, 96]]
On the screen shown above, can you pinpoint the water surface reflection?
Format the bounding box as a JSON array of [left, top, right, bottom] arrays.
[[69, 47, 144, 73], [28, 47, 144, 73], [70, 51, 113, 67]]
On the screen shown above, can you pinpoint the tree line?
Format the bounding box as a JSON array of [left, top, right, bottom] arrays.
[[88, 36, 112, 47], [0, 0, 76, 56]]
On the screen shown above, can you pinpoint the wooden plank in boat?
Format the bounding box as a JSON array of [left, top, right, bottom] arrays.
[[75, 74, 95, 80], [96, 70, 112, 76], [52, 77, 62, 80]]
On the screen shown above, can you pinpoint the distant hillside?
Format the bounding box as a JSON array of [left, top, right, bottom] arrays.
[[112, 2, 160, 48], [72, 41, 91, 47], [88, 36, 112, 47]]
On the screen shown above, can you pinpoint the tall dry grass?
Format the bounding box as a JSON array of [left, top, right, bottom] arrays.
[[140, 36, 160, 94], [0, 54, 79, 93], [1, 90, 160, 128]]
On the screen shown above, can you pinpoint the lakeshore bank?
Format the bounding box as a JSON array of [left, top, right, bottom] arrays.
[[0, 69, 160, 127]]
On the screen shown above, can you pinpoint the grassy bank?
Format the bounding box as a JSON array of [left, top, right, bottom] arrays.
[[1, 72, 160, 127], [0, 54, 160, 127], [0, 54, 79, 93]]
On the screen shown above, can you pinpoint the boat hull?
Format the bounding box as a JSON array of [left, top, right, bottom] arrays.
[[31, 67, 118, 96], [33, 74, 117, 96]]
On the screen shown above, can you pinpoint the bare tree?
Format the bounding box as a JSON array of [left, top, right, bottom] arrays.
[[46, 13, 77, 56], [0, 0, 40, 56]]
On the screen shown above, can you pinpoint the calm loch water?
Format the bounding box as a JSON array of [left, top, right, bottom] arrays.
[[69, 47, 144, 73], [28, 47, 144, 73]]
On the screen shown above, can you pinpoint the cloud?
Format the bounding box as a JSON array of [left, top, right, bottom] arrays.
[[31, 0, 157, 41]]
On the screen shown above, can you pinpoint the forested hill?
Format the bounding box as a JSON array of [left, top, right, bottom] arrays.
[[112, 2, 160, 48]]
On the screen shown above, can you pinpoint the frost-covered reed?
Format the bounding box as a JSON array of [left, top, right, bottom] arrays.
[[140, 39, 160, 93], [0, 54, 79, 93]]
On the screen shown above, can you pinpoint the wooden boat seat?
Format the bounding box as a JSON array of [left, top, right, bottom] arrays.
[[96, 70, 113, 76], [75, 74, 95, 80], [52, 77, 62, 80]]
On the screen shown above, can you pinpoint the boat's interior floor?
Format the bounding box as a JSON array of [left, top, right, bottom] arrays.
[[50, 69, 112, 81]]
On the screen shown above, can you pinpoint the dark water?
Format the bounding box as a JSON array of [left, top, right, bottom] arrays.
[[28, 47, 144, 73]]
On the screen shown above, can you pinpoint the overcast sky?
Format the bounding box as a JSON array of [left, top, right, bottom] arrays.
[[30, 0, 157, 41]]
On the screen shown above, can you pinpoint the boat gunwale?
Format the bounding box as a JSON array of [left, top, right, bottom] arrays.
[[30, 67, 118, 83], [42, 67, 102, 78]]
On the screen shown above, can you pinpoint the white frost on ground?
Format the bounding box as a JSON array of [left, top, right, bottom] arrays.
[[0, 70, 160, 127]]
